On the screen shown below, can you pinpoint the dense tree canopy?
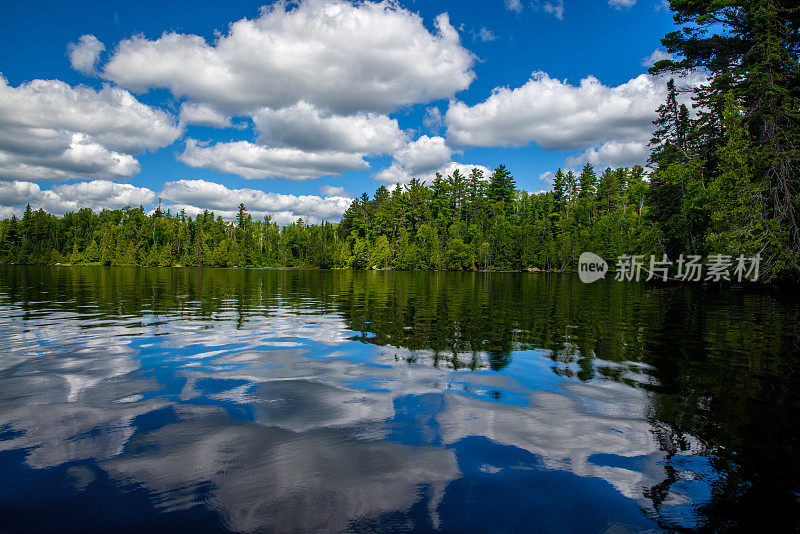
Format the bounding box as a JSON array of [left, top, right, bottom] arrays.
[[649, 0, 800, 281], [0, 164, 657, 274]]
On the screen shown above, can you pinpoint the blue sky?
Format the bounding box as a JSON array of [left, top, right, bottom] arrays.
[[0, 0, 680, 223]]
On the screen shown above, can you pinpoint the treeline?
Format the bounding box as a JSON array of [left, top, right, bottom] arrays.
[[0, 164, 651, 272], [0, 203, 339, 269], [337, 164, 652, 271], [0, 149, 793, 280]]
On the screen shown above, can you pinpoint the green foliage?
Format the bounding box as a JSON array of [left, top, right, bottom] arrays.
[[578, 164, 597, 198], [0, 165, 658, 274], [705, 94, 768, 257], [334, 165, 656, 272], [0, 204, 341, 270], [488, 164, 516, 205], [651, 0, 800, 281]]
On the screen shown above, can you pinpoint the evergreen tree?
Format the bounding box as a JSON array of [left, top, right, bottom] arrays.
[[488, 165, 516, 205], [552, 169, 566, 206], [648, 79, 690, 167], [564, 171, 578, 211], [236, 203, 250, 229], [578, 164, 597, 198], [652, 0, 800, 279], [706, 93, 768, 259]]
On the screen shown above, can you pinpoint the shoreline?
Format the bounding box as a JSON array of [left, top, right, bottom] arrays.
[[2, 262, 795, 290]]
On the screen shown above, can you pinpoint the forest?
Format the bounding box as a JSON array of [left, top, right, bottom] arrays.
[[0, 0, 798, 283], [0, 163, 655, 272]]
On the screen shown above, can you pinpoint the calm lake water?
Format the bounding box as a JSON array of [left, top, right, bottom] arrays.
[[0, 266, 798, 532]]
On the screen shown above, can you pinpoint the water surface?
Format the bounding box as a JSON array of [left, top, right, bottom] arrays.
[[0, 266, 798, 532]]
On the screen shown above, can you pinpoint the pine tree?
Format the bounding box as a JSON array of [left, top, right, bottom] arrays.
[[236, 203, 249, 229], [578, 164, 597, 198], [648, 79, 689, 167], [448, 169, 468, 223], [706, 93, 768, 261], [652, 0, 800, 279], [552, 168, 566, 206], [488, 165, 516, 205], [565, 171, 578, 208]]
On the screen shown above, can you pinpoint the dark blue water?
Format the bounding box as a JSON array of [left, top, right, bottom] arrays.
[[0, 267, 798, 532]]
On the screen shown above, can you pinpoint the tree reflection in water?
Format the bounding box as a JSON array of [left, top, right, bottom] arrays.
[[0, 266, 797, 531]]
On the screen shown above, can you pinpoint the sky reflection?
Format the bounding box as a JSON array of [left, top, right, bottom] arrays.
[[1, 266, 797, 532]]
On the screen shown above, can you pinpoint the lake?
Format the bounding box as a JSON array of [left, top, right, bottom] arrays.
[[0, 266, 798, 532]]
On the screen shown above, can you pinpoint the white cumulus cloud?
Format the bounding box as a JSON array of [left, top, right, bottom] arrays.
[[68, 35, 105, 75], [40, 181, 157, 213], [101, 0, 475, 115], [0, 133, 140, 182], [565, 140, 649, 169], [376, 160, 491, 186], [252, 102, 407, 154], [395, 135, 452, 174], [445, 71, 704, 171], [319, 185, 350, 197], [0, 181, 42, 206], [446, 72, 668, 151], [178, 102, 232, 128], [0, 76, 181, 181], [160, 179, 353, 224], [0, 178, 353, 224], [374, 135, 452, 184], [178, 139, 368, 181], [0, 180, 156, 215]]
